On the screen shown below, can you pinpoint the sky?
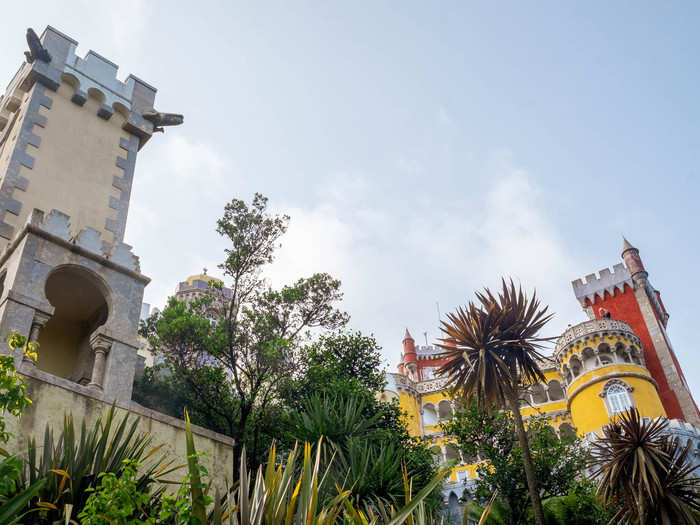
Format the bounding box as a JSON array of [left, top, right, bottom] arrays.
[[1, 2, 699, 396]]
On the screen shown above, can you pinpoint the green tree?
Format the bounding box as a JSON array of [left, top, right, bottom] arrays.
[[437, 280, 553, 525], [285, 332, 443, 513], [141, 194, 348, 476], [288, 331, 386, 402], [443, 403, 588, 525]]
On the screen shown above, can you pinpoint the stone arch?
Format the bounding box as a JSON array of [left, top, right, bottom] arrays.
[[87, 87, 106, 105], [598, 343, 614, 365], [438, 399, 453, 420], [615, 343, 630, 363], [630, 346, 642, 365], [37, 265, 110, 382], [60, 72, 80, 90], [447, 491, 460, 518], [569, 355, 583, 377], [581, 346, 597, 370], [530, 383, 548, 404], [547, 379, 565, 401], [112, 102, 130, 122], [559, 422, 576, 440], [423, 403, 438, 426], [562, 364, 573, 384], [380, 391, 399, 404]]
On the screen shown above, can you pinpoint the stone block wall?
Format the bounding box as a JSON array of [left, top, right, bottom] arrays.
[[5, 370, 234, 487]]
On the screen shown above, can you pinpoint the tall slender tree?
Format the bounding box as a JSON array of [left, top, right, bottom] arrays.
[[142, 194, 349, 476], [436, 279, 553, 525]]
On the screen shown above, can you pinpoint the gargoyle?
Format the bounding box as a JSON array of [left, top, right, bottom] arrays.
[[24, 28, 51, 64], [142, 110, 184, 133]]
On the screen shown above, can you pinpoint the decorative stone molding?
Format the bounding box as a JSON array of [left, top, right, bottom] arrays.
[[566, 371, 657, 411], [598, 378, 634, 398], [555, 318, 640, 359]]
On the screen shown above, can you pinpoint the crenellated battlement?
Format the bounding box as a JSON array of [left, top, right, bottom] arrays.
[[25, 209, 141, 273], [0, 26, 158, 144], [571, 263, 633, 307]]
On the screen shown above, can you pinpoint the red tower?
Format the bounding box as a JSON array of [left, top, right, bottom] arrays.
[[571, 238, 699, 425], [402, 329, 418, 379]]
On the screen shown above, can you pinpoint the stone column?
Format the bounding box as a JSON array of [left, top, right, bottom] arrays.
[[22, 312, 51, 369], [88, 333, 112, 391]]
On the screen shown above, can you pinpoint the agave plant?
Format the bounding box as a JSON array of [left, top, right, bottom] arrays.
[[179, 408, 449, 525], [22, 404, 170, 522], [591, 408, 700, 525], [437, 279, 553, 525]]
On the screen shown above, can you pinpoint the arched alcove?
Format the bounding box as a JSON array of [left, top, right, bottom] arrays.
[[438, 399, 453, 420], [548, 380, 565, 401], [37, 266, 109, 381], [569, 356, 582, 377], [423, 403, 438, 426], [598, 343, 614, 365], [530, 383, 548, 404], [581, 347, 597, 370]]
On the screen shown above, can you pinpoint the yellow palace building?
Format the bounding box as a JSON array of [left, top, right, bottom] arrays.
[[380, 240, 700, 507]]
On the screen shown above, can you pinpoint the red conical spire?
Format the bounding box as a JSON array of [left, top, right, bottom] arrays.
[[403, 328, 417, 364], [621, 236, 646, 279]]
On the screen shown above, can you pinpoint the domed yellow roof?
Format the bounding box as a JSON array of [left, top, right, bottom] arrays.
[[184, 270, 223, 286]]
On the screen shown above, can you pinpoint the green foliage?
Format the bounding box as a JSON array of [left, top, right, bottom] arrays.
[[289, 394, 443, 513], [23, 405, 170, 523], [443, 403, 588, 525], [140, 194, 349, 476], [0, 478, 46, 525], [541, 480, 611, 525], [463, 482, 610, 525], [0, 333, 36, 444], [286, 331, 387, 404], [79, 459, 156, 525], [591, 408, 700, 525], [437, 281, 555, 525]]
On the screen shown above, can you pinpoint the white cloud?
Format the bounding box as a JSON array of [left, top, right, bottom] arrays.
[[265, 151, 584, 367], [126, 134, 234, 311]]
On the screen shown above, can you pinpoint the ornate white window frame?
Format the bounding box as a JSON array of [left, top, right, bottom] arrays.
[[599, 378, 635, 416]]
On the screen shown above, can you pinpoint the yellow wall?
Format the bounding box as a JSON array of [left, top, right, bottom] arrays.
[[397, 389, 422, 436], [567, 363, 649, 398], [36, 318, 81, 379], [569, 374, 666, 435]]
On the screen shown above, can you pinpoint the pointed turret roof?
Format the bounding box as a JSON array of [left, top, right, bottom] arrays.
[[622, 236, 637, 255], [403, 328, 414, 341]]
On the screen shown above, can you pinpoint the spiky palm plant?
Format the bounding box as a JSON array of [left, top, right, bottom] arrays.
[[437, 279, 553, 525], [23, 405, 170, 523], [591, 408, 700, 525]]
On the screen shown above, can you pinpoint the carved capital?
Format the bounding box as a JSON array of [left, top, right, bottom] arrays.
[[89, 333, 113, 354], [32, 311, 51, 328]]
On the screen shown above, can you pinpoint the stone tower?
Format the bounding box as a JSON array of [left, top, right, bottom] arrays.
[[0, 27, 180, 403], [571, 239, 700, 426]]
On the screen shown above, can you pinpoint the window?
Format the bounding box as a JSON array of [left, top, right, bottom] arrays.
[[607, 384, 632, 414]]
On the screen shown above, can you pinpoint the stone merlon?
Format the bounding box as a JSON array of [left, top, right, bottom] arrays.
[[571, 263, 633, 306], [3, 26, 160, 147]]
